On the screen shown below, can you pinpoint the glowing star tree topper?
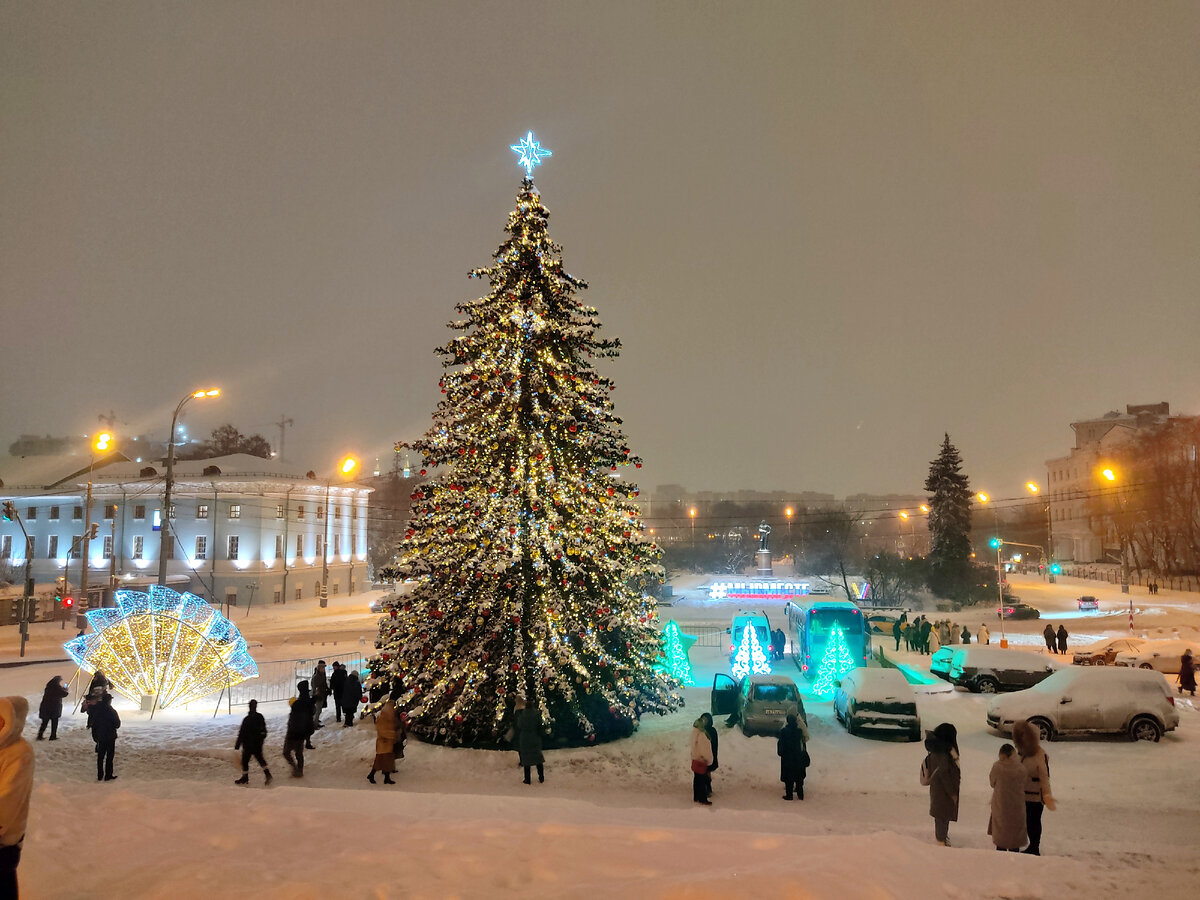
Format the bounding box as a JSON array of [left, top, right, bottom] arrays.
[[658, 620, 696, 685], [812, 624, 858, 696], [731, 625, 771, 679], [511, 131, 553, 177]]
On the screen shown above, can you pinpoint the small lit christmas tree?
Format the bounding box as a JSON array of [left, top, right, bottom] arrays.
[[731, 626, 771, 679], [812, 624, 858, 696], [658, 620, 696, 685], [370, 134, 682, 746]]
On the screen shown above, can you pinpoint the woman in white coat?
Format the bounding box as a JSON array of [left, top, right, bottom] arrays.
[[689, 716, 714, 805]]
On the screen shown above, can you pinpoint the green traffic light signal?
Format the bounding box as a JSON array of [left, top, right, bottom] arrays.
[[1050, 563, 1062, 575], [988, 537, 1002, 549]]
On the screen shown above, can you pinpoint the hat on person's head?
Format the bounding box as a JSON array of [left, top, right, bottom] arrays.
[[248, 699, 258, 711], [786, 713, 797, 725]]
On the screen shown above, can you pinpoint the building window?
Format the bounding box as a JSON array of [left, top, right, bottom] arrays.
[[195, 536, 207, 560], [103, 535, 113, 559], [26, 507, 36, 520], [48, 535, 59, 558], [275, 535, 283, 560], [74, 506, 83, 521], [351, 534, 357, 554], [276, 504, 285, 519], [227, 536, 239, 560], [334, 534, 341, 555], [315, 535, 324, 557], [134, 505, 146, 520], [317, 505, 324, 520], [49, 505, 60, 521], [334, 506, 342, 521], [71, 538, 81, 559], [297, 504, 305, 520], [132, 536, 144, 559], [197, 504, 210, 520], [296, 534, 304, 557], [332, 583, 339, 596], [225, 589, 239, 608], [273, 590, 281, 604], [104, 504, 117, 519], [295, 586, 302, 601], [0, 535, 9, 558], [229, 504, 241, 520]]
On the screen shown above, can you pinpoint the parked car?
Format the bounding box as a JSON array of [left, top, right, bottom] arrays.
[[865, 613, 907, 635], [930, 647, 958, 681], [1113, 639, 1200, 675], [1076, 595, 1100, 611], [949, 646, 1061, 693], [711, 673, 806, 736], [997, 601, 1041, 620], [728, 611, 773, 664], [833, 667, 920, 740], [986, 666, 1180, 742], [1071, 637, 1146, 667]]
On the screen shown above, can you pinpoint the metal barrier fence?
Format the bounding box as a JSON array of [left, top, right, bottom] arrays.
[[227, 651, 368, 707], [674, 624, 726, 648]]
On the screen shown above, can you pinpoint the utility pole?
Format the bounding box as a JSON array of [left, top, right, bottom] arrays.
[[274, 415, 294, 462], [3, 502, 34, 658], [78, 480, 94, 626]]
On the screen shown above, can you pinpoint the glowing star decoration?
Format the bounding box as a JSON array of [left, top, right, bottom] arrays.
[[731, 625, 771, 680], [64, 586, 258, 710], [511, 131, 553, 177], [657, 620, 697, 685], [812, 624, 858, 697]]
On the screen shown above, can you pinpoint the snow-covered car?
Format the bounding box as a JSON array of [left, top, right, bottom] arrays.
[[996, 601, 1041, 620], [710, 673, 806, 736], [1071, 637, 1146, 667], [986, 666, 1180, 742], [930, 647, 959, 681], [368, 592, 399, 614], [833, 667, 920, 740], [1113, 639, 1200, 675], [949, 646, 1061, 693], [1076, 595, 1100, 611]]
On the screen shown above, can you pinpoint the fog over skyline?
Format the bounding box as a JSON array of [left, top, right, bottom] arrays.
[[3, 3, 1198, 500]]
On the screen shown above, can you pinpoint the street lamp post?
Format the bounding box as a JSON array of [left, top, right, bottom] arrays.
[[321, 456, 358, 608], [689, 507, 697, 549], [785, 507, 793, 563], [3, 502, 35, 658], [78, 431, 112, 622], [1101, 467, 1131, 597], [1026, 481, 1055, 581], [158, 389, 220, 587]]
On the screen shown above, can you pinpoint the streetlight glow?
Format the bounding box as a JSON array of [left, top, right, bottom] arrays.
[[976, 492, 989, 503], [1026, 481, 1039, 494], [899, 510, 909, 520], [94, 432, 113, 452], [340, 457, 358, 475], [1102, 468, 1116, 482]]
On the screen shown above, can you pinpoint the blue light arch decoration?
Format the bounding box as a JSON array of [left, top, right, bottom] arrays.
[[65, 586, 258, 711]]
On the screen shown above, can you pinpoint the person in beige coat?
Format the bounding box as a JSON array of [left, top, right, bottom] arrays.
[[988, 743, 1027, 851], [0, 696, 35, 898], [1012, 719, 1056, 855], [368, 698, 398, 785]]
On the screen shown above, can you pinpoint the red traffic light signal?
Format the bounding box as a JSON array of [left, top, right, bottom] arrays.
[[63, 596, 74, 608]]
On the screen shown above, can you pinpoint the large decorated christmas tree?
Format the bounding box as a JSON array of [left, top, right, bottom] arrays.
[[372, 134, 682, 746]]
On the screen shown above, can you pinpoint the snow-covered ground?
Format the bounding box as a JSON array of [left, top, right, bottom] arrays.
[[4, 574, 1199, 899]]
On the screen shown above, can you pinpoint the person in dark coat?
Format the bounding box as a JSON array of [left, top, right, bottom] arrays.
[[329, 661, 347, 723], [37, 675, 70, 741], [310, 660, 329, 729], [89, 693, 120, 782], [512, 695, 545, 784], [282, 681, 314, 777], [892, 619, 903, 652], [233, 699, 271, 785], [341, 670, 361, 727], [960, 625, 971, 645], [921, 722, 960, 846], [777, 713, 810, 800], [1179, 649, 1196, 696], [1043, 624, 1056, 654], [919, 619, 933, 655], [702, 712, 718, 797], [1055, 625, 1068, 655]]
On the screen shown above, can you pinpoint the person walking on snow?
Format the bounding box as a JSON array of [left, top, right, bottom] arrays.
[[341, 670, 362, 727], [777, 712, 810, 800], [282, 681, 315, 777], [893, 619, 903, 652], [978, 623, 990, 645], [988, 743, 1027, 851], [37, 675, 70, 741], [1055, 625, 1068, 655], [329, 661, 347, 723], [513, 695, 545, 785], [921, 722, 960, 846], [1042, 623, 1056, 653], [367, 693, 399, 785], [701, 712, 718, 798], [1179, 649, 1196, 697], [1012, 719, 1055, 855], [0, 696, 35, 900], [310, 660, 329, 729], [89, 694, 120, 782], [690, 717, 714, 805], [234, 699, 272, 785], [928, 626, 942, 655]]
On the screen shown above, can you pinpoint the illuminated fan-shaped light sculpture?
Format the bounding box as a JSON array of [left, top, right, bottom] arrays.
[[64, 586, 258, 710]]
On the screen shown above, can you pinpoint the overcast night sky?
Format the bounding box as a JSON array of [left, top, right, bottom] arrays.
[[2, 2, 1198, 500]]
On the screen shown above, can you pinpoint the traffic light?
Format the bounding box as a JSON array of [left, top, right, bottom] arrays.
[[988, 537, 1002, 549], [63, 596, 74, 608], [89, 523, 99, 539], [2, 501, 13, 521], [1050, 563, 1062, 575]]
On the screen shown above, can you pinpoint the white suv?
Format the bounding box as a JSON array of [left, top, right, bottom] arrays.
[[986, 666, 1180, 742]]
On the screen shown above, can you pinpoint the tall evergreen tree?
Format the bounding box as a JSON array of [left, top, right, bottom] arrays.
[[924, 433, 973, 599], [372, 163, 681, 746]]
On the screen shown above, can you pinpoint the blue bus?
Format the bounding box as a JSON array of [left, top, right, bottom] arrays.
[[784, 598, 871, 678]]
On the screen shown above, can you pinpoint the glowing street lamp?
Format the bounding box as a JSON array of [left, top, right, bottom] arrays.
[[1027, 480, 1055, 580], [158, 388, 221, 587], [321, 456, 359, 607], [689, 507, 697, 549], [78, 430, 115, 621]]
